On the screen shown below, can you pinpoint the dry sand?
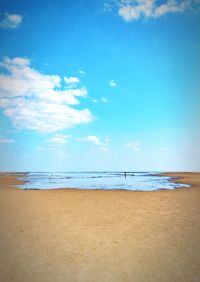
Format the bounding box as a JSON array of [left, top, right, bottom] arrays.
[[0, 172, 200, 282]]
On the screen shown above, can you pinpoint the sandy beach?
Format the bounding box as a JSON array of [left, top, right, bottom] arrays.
[[0, 172, 200, 282]]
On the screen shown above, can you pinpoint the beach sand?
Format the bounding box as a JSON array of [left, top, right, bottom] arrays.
[[0, 172, 200, 282]]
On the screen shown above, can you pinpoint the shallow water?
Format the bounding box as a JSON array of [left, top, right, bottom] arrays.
[[17, 172, 190, 191]]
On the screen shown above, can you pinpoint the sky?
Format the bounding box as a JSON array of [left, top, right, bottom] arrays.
[[0, 0, 200, 172]]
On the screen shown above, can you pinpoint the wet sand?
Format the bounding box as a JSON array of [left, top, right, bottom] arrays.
[[0, 172, 200, 282]]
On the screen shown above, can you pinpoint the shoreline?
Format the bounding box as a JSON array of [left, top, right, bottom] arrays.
[[0, 172, 200, 282], [0, 171, 194, 192], [159, 172, 200, 189]]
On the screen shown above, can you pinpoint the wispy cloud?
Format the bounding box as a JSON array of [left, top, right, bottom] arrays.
[[0, 57, 94, 133], [99, 146, 110, 152], [64, 76, 80, 86], [76, 135, 110, 146], [109, 79, 117, 87], [126, 142, 141, 151], [92, 97, 108, 103], [0, 137, 15, 144], [0, 13, 22, 29], [78, 70, 86, 75], [101, 97, 108, 103], [77, 135, 101, 145], [48, 134, 71, 145], [104, 2, 114, 12], [105, 0, 197, 22]]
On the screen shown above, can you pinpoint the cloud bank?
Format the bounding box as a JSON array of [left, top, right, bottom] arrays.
[[0, 57, 94, 133]]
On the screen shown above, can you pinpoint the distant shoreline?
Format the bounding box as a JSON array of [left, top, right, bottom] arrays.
[[0, 171, 193, 191]]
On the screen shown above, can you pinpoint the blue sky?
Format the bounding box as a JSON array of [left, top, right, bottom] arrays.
[[0, 0, 200, 171]]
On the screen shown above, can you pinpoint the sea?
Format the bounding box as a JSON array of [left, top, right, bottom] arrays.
[[17, 172, 190, 191]]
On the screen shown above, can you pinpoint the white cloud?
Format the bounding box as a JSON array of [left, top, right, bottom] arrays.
[[109, 79, 117, 87], [106, 0, 194, 21], [92, 97, 108, 103], [78, 135, 101, 145], [0, 137, 15, 144], [101, 97, 108, 103], [78, 70, 86, 75], [118, 0, 155, 21], [0, 57, 94, 133], [86, 135, 101, 145], [126, 142, 141, 151], [64, 76, 80, 85], [38, 87, 88, 105], [48, 134, 71, 145], [154, 0, 189, 17], [0, 13, 22, 29], [76, 136, 110, 146]]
